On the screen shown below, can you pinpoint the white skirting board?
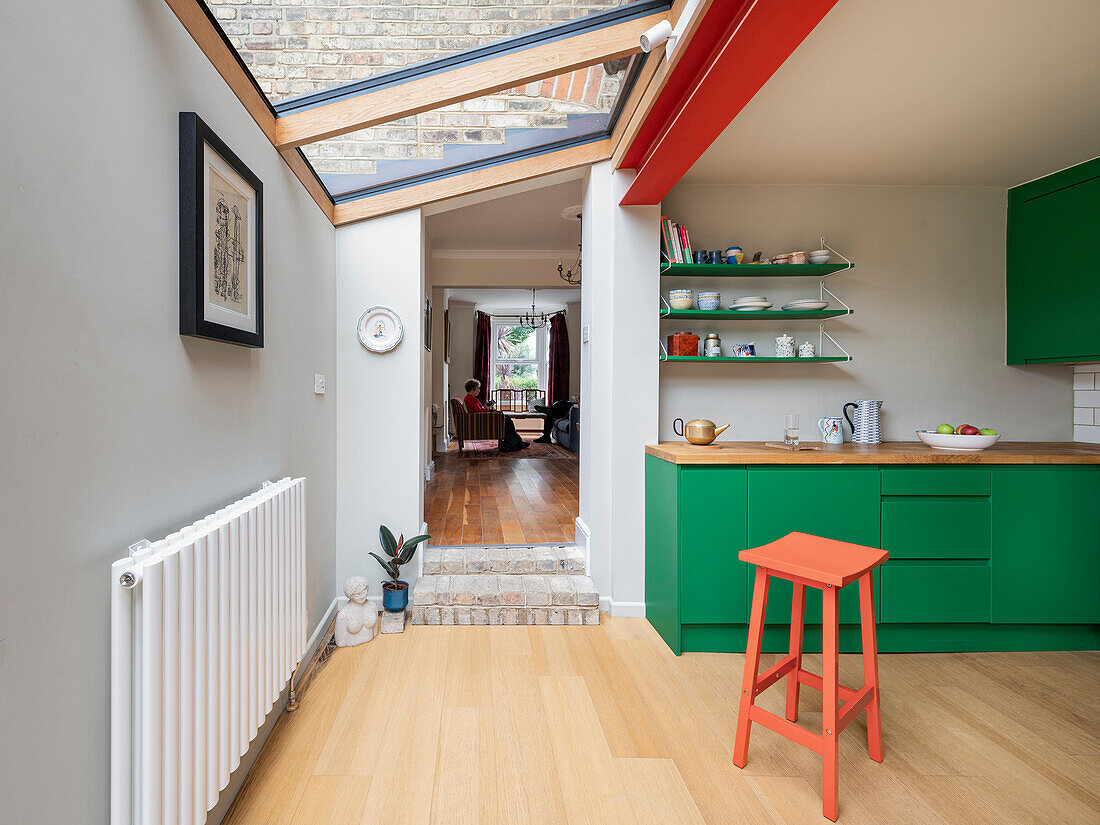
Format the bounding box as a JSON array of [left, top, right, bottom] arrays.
[[574, 516, 591, 575], [604, 600, 646, 618]]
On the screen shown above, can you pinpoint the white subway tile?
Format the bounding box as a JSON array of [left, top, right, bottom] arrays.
[[1074, 363, 1100, 373], [1074, 390, 1100, 407], [1074, 407, 1094, 425], [1073, 424, 1100, 444], [1074, 372, 1096, 390]]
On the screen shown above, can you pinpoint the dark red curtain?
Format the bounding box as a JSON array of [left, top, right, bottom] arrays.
[[473, 311, 491, 401], [547, 311, 570, 404]]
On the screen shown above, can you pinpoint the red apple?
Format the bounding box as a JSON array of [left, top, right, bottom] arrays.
[[959, 425, 980, 435]]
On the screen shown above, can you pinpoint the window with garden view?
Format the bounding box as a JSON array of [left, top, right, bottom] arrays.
[[493, 323, 548, 393]]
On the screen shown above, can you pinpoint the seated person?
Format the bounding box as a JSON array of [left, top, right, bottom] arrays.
[[533, 399, 576, 444], [463, 379, 529, 452]]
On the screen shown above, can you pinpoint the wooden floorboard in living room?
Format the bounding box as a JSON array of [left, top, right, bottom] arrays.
[[223, 619, 1100, 825], [426, 448, 579, 546]]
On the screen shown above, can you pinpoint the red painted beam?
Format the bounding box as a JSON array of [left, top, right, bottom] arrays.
[[620, 0, 838, 206]]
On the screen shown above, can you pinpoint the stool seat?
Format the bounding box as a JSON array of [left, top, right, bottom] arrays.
[[738, 531, 888, 588]]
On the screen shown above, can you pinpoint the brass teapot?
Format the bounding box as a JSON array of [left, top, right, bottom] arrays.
[[673, 417, 731, 445]]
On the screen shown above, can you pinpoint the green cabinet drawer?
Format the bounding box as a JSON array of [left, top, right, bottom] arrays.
[[747, 466, 881, 624], [881, 466, 990, 497], [680, 466, 749, 625], [881, 498, 991, 559], [881, 564, 991, 623]]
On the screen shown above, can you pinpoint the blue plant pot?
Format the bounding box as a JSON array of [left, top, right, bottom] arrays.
[[383, 580, 409, 612]]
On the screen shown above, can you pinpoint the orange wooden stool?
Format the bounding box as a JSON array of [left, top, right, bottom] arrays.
[[732, 532, 888, 821]]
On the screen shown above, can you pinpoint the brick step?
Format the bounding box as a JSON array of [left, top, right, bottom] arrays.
[[422, 545, 585, 576], [410, 573, 599, 626]]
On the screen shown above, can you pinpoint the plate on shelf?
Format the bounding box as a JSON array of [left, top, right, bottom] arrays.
[[781, 300, 829, 311], [731, 296, 767, 303], [730, 302, 772, 311]]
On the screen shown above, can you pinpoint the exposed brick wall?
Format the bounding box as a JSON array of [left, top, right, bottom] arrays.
[[205, 0, 627, 179]]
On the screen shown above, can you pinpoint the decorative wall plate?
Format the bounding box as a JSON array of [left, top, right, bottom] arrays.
[[357, 305, 403, 353]]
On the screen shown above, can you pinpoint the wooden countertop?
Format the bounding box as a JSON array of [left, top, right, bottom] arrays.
[[645, 441, 1100, 465]]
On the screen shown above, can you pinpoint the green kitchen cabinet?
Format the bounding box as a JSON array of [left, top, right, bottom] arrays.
[[991, 466, 1100, 623], [747, 466, 881, 624], [1007, 157, 1100, 364], [645, 455, 682, 652], [679, 466, 750, 625]]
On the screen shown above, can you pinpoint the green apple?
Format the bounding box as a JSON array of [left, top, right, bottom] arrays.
[[936, 424, 954, 434], [979, 428, 998, 436]]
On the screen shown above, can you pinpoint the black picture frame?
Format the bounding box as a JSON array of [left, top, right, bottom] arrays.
[[424, 293, 432, 352], [179, 112, 264, 348]]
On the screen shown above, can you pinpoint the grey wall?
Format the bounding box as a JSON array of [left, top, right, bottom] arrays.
[[0, 1, 337, 822], [447, 300, 477, 403], [566, 300, 582, 400], [660, 184, 1071, 441]]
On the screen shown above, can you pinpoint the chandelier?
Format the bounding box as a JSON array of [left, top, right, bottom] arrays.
[[518, 289, 551, 329], [558, 243, 582, 285]]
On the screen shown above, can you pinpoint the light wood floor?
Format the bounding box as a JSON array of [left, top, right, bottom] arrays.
[[224, 619, 1100, 825], [425, 449, 579, 546]]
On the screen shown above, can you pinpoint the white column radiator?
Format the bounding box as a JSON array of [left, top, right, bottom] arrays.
[[110, 477, 307, 825]]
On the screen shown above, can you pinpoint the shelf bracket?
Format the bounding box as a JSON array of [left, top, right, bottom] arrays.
[[820, 283, 851, 316], [819, 237, 853, 274], [659, 292, 671, 317], [819, 325, 851, 362]]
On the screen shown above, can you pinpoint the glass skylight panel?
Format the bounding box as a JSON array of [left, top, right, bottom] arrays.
[[302, 58, 640, 200], [204, 0, 643, 104]]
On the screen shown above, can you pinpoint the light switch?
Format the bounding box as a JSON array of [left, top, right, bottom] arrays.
[[314, 374, 326, 394], [582, 324, 590, 343]]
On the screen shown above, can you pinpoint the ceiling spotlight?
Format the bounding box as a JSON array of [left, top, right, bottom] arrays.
[[639, 19, 674, 53]]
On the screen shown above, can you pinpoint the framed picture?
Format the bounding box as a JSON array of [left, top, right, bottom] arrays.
[[424, 293, 432, 352], [443, 309, 451, 364], [179, 112, 264, 347]]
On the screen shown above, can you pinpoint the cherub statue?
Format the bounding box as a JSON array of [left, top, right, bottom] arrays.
[[335, 576, 378, 647]]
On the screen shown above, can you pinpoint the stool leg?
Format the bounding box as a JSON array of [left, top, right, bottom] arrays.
[[785, 582, 806, 722], [859, 572, 884, 762], [821, 584, 840, 822], [733, 566, 770, 769]]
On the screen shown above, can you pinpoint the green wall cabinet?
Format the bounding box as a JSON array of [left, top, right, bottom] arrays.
[[1007, 157, 1100, 364], [645, 460, 1100, 654]]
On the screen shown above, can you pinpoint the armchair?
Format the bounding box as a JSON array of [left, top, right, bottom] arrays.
[[449, 397, 506, 455]]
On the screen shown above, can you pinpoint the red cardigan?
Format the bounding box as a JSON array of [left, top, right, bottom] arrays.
[[463, 393, 488, 412]]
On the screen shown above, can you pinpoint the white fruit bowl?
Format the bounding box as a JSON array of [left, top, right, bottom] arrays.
[[916, 430, 1000, 451]]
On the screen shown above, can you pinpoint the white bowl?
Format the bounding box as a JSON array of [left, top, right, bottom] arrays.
[[915, 430, 1000, 451], [808, 253, 831, 264], [669, 298, 694, 310]]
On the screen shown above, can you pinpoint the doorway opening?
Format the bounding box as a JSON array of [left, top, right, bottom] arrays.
[[423, 179, 585, 549]]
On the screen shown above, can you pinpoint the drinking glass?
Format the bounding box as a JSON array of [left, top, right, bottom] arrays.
[[784, 414, 800, 446]]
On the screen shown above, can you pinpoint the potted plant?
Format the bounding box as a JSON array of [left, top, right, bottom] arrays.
[[370, 525, 430, 612]]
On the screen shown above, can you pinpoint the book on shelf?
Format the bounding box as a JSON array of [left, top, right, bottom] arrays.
[[660, 217, 693, 264]]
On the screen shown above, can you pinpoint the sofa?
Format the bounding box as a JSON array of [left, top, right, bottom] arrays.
[[553, 405, 580, 453]]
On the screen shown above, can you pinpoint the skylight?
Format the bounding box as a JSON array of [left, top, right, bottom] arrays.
[[306, 58, 642, 201], [205, 0, 638, 102], [201, 0, 665, 203]]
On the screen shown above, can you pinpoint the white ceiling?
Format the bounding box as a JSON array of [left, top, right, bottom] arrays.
[[425, 180, 584, 252], [681, 0, 1100, 187], [447, 287, 580, 313]]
